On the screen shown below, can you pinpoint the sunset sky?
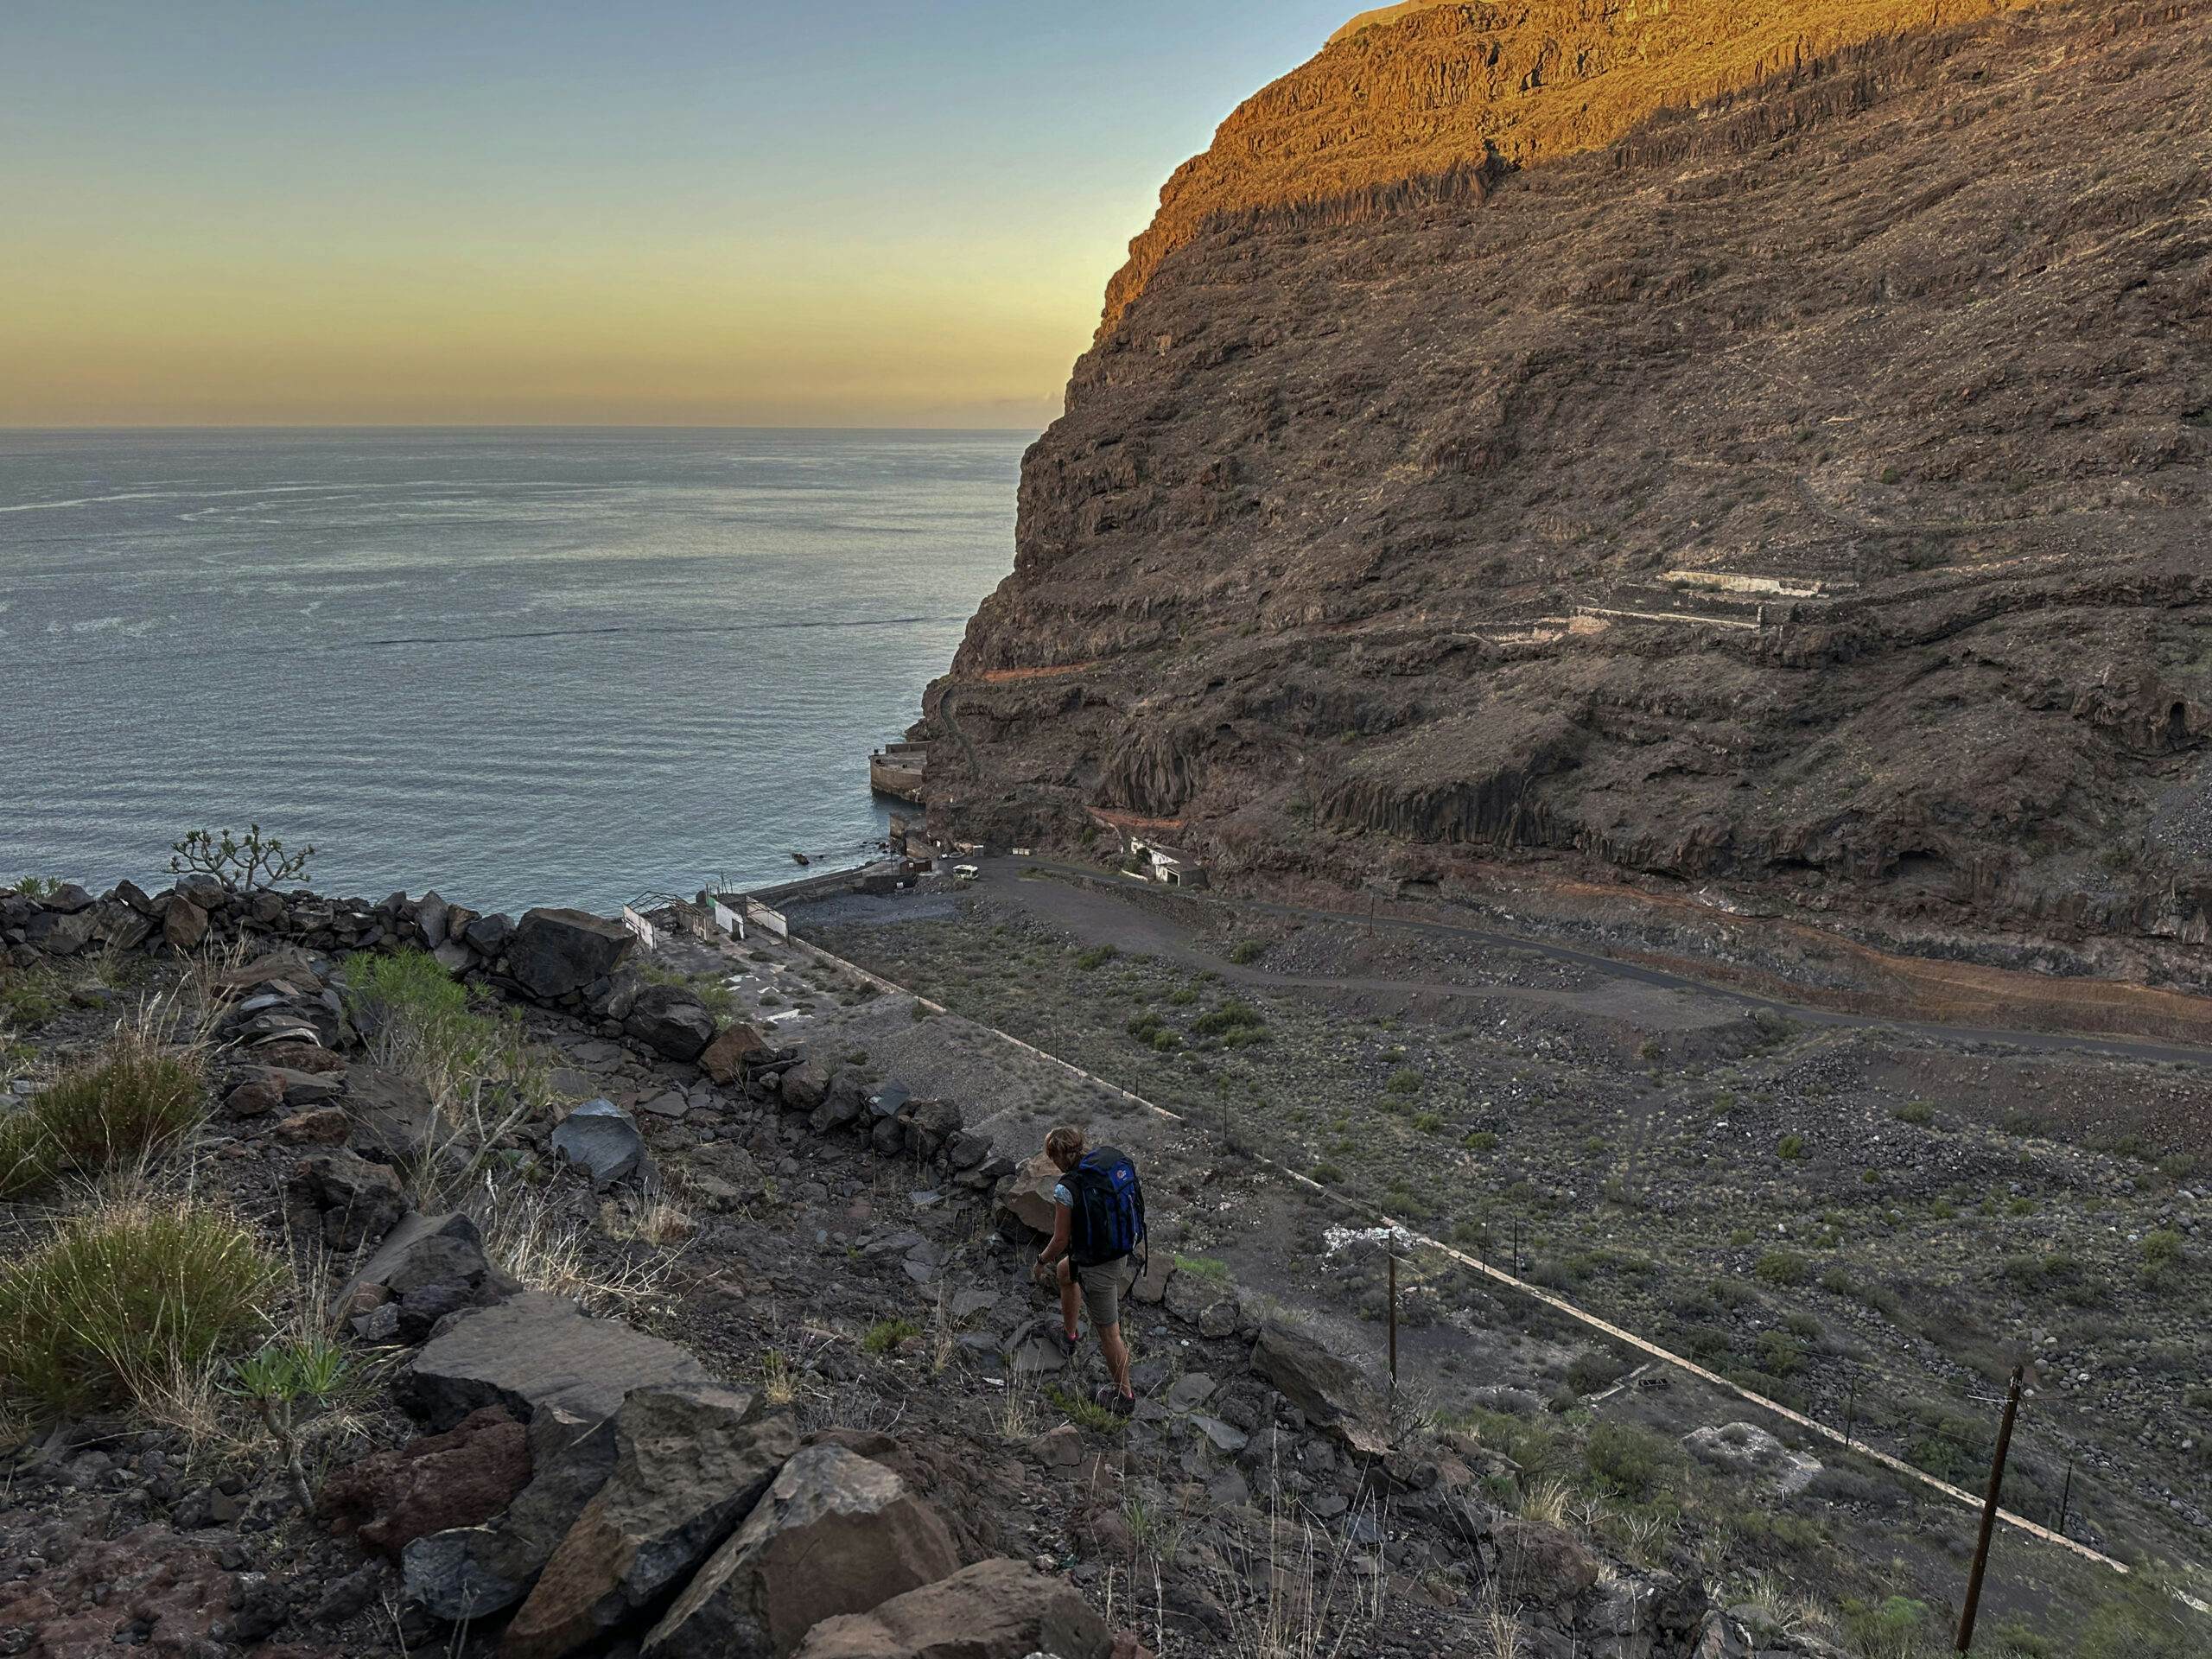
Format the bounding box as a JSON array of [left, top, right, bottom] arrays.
[[3, 2, 1360, 429]]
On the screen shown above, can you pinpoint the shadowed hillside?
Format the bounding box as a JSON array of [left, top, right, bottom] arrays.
[[923, 0, 2212, 985]]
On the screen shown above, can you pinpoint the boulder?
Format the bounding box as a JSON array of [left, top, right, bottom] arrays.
[[1497, 1520, 1600, 1604], [1249, 1321, 1388, 1456], [625, 985, 716, 1062], [813, 1074, 873, 1139], [286, 1149, 405, 1254], [550, 1098, 646, 1188], [792, 1560, 1109, 1659], [416, 892, 451, 950], [404, 1409, 621, 1622], [398, 1291, 711, 1433], [779, 1057, 831, 1113], [265, 1065, 342, 1105], [91, 902, 154, 951], [28, 907, 100, 956], [43, 882, 96, 914], [174, 874, 226, 909], [321, 1407, 531, 1559], [343, 1066, 437, 1168], [163, 897, 210, 950], [502, 1388, 797, 1659], [509, 909, 634, 1002], [998, 1154, 1062, 1236], [465, 912, 517, 957], [643, 1446, 962, 1659], [272, 1107, 351, 1147], [224, 1076, 285, 1120], [335, 1211, 509, 1343], [699, 1023, 769, 1087]]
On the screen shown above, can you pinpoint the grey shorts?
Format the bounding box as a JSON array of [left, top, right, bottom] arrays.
[[1075, 1255, 1137, 1331]]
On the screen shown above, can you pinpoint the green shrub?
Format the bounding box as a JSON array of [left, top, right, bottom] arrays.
[[1757, 1330, 1807, 1376], [1839, 1595, 1931, 1659], [0, 1033, 205, 1196], [2139, 1230, 2185, 1279], [1566, 1350, 1628, 1395], [0, 1198, 275, 1414], [344, 949, 540, 1109], [1754, 1249, 1810, 1287], [1227, 939, 1265, 966], [1414, 1112, 1444, 1135], [1777, 1133, 1808, 1160], [862, 1318, 920, 1354], [6, 876, 67, 899], [1585, 1421, 1675, 1500], [2076, 1575, 2202, 1659], [1075, 946, 1118, 970], [1464, 1130, 1499, 1151], [1893, 1100, 1936, 1127], [1383, 1067, 1423, 1096], [1192, 1001, 1267, 1039]]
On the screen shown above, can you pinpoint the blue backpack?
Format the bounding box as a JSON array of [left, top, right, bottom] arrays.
[[1067, 1147, 1147, 1268]]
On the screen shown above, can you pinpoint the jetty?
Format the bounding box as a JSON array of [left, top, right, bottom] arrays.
[[868, 741, 929, 804]]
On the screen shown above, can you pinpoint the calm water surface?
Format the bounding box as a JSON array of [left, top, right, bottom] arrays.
[[0, 429, 1024, 913]]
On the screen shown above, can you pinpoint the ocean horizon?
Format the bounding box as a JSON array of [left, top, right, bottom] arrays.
[[0, 426, 1028, 914]]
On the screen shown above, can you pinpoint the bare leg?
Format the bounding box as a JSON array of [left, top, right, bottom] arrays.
[[1097, 1322, 1134, 1399], [1055, 1258, 1081, 1341]]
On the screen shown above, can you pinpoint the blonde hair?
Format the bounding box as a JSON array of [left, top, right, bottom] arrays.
[[1045, 1126, 1085, 1168]]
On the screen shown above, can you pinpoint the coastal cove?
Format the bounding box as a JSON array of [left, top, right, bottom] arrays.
[[0, 428, 1026, 912]]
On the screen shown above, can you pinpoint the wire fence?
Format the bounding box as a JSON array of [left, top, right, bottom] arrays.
[[785, 928, 2142, 1578]]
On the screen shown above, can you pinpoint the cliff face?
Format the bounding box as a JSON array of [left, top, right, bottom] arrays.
[[924, 0, 2212, 962]]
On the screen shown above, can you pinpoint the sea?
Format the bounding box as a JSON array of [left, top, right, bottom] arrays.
[[0, 428, 1027, 916]]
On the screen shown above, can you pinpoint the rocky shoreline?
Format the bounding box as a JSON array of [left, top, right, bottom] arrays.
[[0, 871, 1878, 1659]]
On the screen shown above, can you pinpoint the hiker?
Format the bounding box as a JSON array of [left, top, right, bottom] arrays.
[[1034, 1125, 1147, 1416]]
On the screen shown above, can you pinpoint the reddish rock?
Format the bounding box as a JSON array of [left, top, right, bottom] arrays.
[[699, 1022, 769, 1087], [321, 1406, 531, 1560], [225, 1076, 284, 1118], [256, 1040, 347, 1074], [792, 1559, 1108, 1659], [274, 1107, 352, 1147]]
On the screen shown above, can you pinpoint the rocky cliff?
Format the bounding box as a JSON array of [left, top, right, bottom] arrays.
[[923, 0, 2212, 969]]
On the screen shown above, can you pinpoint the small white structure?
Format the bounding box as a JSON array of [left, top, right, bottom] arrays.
[[1128, 837, 1209, 890], [620, 906, 657, 950]]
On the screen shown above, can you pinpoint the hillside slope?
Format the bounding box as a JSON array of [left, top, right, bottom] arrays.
[[921, 0, 2212, 976]]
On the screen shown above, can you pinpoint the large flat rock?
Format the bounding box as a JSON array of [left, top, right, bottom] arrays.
[[397, 1292, 709, 1433]]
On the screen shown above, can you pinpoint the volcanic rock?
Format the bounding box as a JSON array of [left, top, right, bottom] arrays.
[[321, 1407, 531, 1560], [398, 1291, 710, 1433], [642, 1446, 962, 1659], [791, 1559, 1109, 1659], [508, 909, 634, 1002], [501, 1387, 796, 1659]]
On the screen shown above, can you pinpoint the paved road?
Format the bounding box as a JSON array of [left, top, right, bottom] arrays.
[[991, 855, 2212, 1068]]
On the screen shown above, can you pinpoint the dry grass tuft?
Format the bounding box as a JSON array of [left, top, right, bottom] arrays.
[[0, 1194, 276, 1416], [0, 1024, 205, 1197], [469, 1176, 675, 1314]]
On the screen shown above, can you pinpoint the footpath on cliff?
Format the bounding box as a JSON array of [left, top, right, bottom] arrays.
[[6, 858, 2196, 1658]]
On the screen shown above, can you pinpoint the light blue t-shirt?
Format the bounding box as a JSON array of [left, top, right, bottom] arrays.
[[1052, 1181, 1072, 1208]]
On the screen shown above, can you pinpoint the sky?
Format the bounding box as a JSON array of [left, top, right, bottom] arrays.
[[2, 1, 1360, 429]]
